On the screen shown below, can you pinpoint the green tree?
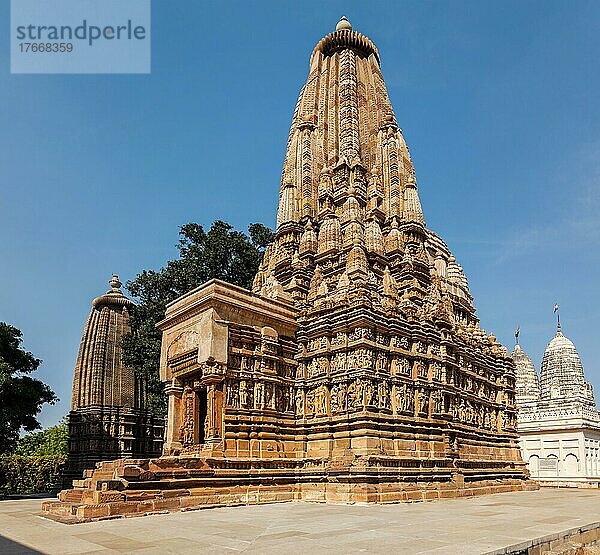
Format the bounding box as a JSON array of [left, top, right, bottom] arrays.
[[123, 220, 273, 414], [15, 418, 68, 457], [0, 323, 58, 454]]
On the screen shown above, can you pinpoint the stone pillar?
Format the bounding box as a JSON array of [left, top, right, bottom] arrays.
[[163, 381, 183, 454], [199, 359, 226, 443], [206, 383, 224, 441]]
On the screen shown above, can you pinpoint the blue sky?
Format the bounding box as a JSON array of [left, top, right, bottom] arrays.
[[1, 1, 599, 428]]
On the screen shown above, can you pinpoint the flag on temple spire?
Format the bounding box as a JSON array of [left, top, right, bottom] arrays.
[[515, 324, 520, 344], [553, 303, 559, 313]]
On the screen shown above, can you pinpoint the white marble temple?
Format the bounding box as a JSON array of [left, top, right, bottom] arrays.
[[513, 324, 600, 486]]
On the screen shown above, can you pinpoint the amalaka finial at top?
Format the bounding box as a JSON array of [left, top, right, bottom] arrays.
[[92, 274, 134, 310], [109, 274, 122, 290], [312, 16, 379, 65], [336, 16, 352, 32]]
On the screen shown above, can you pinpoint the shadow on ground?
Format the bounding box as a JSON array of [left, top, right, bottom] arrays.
[[0, 535, 44, 554]]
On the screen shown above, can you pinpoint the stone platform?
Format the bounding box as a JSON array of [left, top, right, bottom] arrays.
[[40, 455, 536, 523], [2, 490, 600, 553]]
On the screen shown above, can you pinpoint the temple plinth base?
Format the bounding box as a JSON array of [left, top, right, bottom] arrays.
[[40, 455, 537, 523]]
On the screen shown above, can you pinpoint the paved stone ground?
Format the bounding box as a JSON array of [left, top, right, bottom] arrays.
[[0, 489, 598, 554]]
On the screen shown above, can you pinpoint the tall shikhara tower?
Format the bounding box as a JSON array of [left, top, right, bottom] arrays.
[[44, 19, 531, 523], [248, 16, 524, 468]]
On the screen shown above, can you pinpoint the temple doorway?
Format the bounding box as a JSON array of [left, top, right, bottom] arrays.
[[197, 388, 208, 444]]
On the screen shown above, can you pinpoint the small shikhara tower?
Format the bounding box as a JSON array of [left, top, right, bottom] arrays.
[[64, 275, 163, 485], [44, 19, 531, 522]]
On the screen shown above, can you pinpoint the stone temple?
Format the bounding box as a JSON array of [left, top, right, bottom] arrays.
[[513, 322, 600, 486], [63, 275, 163, 486], [43, 18, 532, 522]]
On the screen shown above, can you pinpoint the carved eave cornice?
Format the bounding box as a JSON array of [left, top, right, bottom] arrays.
[[156, 279, 299, 334], [517, 407, 600, 432]]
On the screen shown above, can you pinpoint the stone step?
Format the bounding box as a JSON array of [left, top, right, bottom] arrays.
[[41, 500, 79, 517], [58, 489, 84, 503]]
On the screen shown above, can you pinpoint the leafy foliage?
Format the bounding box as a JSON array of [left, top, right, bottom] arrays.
[[0, 455, 66, 498], [0, 323, 57, 455], [15, 418, 68, 457], [123, 221, 273, 414]]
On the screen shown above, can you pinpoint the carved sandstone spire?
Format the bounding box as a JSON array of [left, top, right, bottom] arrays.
[[71, 275, 138, 410], [65, 275, 163, 485], [259, 18, 428, 306], [276, 18, 422, 231]]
